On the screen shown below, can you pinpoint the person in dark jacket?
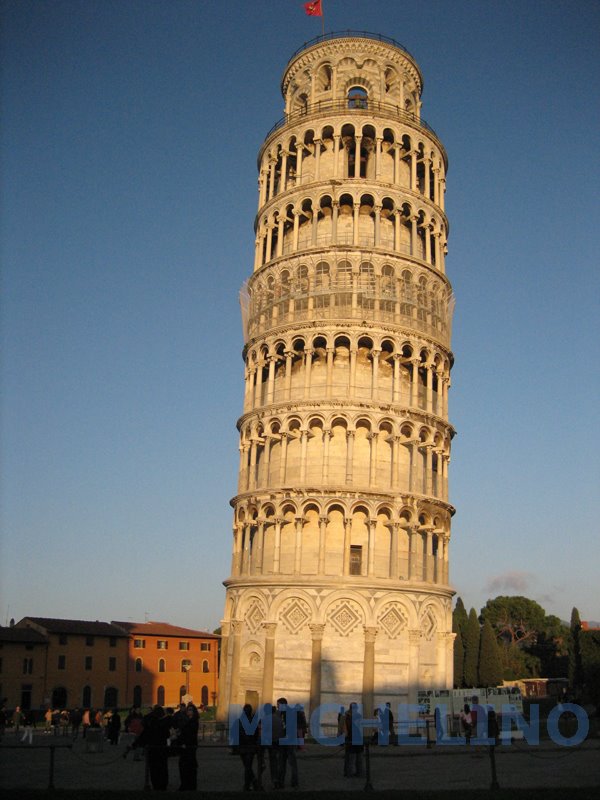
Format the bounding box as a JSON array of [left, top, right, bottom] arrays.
[[132, 705, 172, 790], [175, 703, 199, 791], [237, 703, 261, 791], [106, 708, 121, 745], [344, 702, 363, 777]]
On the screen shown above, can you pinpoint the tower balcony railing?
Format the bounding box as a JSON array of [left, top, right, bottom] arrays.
[[264, 98, 444, 157], [244, 289, 451, 345], [283, 234, 410, 255], [288, 30, 417, 61]]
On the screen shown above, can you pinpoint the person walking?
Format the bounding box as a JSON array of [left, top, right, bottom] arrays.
[[343, 703, 363, 777], [385, 702, 396, 745], [12, 706, 23, 738], [237, 703, 260, 791], [82, 708, 90, 738], [106, 708, 121, 745], [70, 708, 82, 740], [21, 710, 34, 745], [263, 704, 280, 789], [176, 703, 199, 791], [124, 706, 144, 761], [131, 705, 172, 790], [276, 697, 298, 789]]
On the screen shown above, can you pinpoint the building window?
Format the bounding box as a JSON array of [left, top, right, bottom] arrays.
[[109, 657, 116, 672], [59, 634, 67, 645], [134, 639, 145, 649], [85, 635, 94, 646], [200, 643, 210, 651], [201, 685, 209, 706], [157, 685, 165, 706], [135, 658, 143, 672], [350, 545, 363, 575], [133, 685, 142, 707], [157, 640, 168, 650], [58, 655, 66, 670], [348, 86, 368, 109], [0, 657, 3, 673], [179, 642, 190, 651], [181, 659, 192, 672], [25, 644, 34, 651], [158, 658, 166, 673], [22, 658, 33, 675], [85, 656, 93, 671], [109, 637, 117, 647], [21, 683, 33, 710], [202, 659, 209, 673], [82, 685, 92, 707]]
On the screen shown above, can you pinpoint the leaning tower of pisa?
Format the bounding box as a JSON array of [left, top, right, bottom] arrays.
[[217, 33, 455, 720]]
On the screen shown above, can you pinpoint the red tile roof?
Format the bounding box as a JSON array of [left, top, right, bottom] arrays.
[[0, 626, 48, 643], [18, 617, 129, 637], [112, 620, 220, 638]]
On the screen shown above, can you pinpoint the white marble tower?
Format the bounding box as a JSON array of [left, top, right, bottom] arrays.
[[218, 32, 455, 721]]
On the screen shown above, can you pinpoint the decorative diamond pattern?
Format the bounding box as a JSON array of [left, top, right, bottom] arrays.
[[329, 600, 361, 637], [245, 601, 265, 634], [421, 609, 437, 640], [280, 599, 310, 634], [379, 605, 408, 639]]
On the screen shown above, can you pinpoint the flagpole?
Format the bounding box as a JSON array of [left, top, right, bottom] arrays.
[[321, 0, 325, 35]]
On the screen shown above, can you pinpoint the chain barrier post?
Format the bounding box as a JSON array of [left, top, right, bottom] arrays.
[[488, 709, 500, 790], [143, 746, 151, 791], [48, 744, 56, 790], [363, 741, 374, 791]]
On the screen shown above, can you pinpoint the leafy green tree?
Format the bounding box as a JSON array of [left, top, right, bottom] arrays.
[[463, 608, 480, 687], [579, 629, 600, 705], [480, 596, 546, 648], [478, 618, 503, 687], [481, 595, 568, 680]]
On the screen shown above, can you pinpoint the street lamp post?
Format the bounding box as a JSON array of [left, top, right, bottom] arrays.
[[183, 664, 191, 698]]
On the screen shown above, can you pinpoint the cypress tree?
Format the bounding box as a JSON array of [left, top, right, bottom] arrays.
[[569, 607, 584, 691], [453, 625, 465, 688], [453, 597, 469, 634], [463, 608, 480, 687], [478, 618, 503, 687]]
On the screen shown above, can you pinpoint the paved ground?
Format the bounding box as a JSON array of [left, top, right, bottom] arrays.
[[1, 730, 599, 792]]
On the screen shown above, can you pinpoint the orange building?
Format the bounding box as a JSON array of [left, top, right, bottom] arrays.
[[113, 621, 220, 709], [14, 617, 129, 710], [0, 625, 48, 710]]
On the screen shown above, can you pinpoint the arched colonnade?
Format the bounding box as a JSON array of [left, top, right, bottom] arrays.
[[230, 499, 450, 585]]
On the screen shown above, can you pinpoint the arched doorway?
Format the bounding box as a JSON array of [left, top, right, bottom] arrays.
[[104, 687, 118, 708], [133, 685, 142, 707], [157, 686, 165, 706], [52, 687, 67, 708], [201, 685, 209, 707], [82, 685, 92, 707]]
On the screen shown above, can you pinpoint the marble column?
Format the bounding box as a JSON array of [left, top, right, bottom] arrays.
[[309, 624, 325, 716], [362, 627, 378, 715], [216, 620, 231, 721], [228, 620, 243, 709], [407, 629, 421, 704], [261, 622, 277, 706]]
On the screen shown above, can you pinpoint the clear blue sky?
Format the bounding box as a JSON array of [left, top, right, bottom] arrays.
[[1, 0, 599, 632]]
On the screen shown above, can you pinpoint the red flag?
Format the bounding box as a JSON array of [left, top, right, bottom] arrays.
[[304, 0, 322, 16]]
